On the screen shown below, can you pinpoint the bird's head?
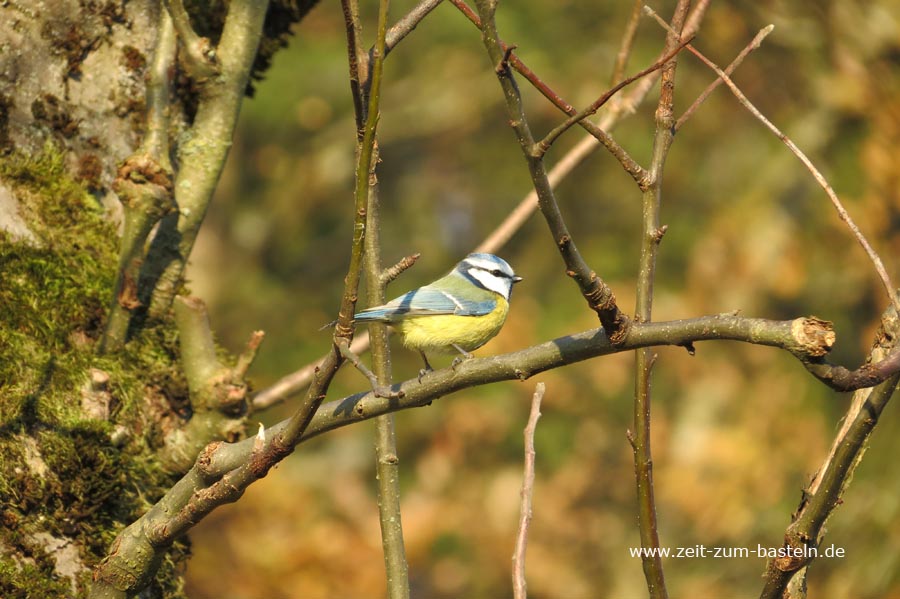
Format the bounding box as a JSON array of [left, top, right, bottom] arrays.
[[455, 253, 523, 300]]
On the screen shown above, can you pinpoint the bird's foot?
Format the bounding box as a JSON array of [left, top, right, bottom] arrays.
[[450, 345, 474, 371], [417, 366, 433, 383]]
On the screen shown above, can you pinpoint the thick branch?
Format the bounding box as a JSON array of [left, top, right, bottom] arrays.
[[760, 307, 900, 597], [145, 0, 272, 318]]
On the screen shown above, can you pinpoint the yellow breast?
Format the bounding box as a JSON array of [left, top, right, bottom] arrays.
[[398, 296, 510, 354]]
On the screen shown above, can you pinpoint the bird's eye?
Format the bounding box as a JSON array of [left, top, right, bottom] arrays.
[[491, 269, 502, 276]]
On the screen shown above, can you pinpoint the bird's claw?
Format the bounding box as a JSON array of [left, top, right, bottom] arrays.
[[417, 367, 433, 383], [451, 355, 472, 371]]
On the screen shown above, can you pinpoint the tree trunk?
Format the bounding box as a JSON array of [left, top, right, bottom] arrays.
[[0, 1, 312, 595]]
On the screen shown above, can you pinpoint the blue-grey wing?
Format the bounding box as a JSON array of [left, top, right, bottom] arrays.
[[354, 286, 496, 322]]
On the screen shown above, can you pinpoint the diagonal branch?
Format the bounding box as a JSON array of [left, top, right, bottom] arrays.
[[644, 5, 900, 316], [675, 24, 774, 131], [535, 36, 694, 158], [472, 0, 631, 344], [760, 306, 900, 598]]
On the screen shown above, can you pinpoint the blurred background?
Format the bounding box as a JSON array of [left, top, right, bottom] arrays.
[[182, 1, 900, 597]]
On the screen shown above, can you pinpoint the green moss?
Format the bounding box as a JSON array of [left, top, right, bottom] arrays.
[[0, 144, 190, 597], [0, 558, 73, 599]]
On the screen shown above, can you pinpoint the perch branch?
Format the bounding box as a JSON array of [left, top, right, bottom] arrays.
[[214, 314, 900, 484]]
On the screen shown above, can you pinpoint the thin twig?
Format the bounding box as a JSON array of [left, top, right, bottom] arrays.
[[384, 0, 444, 56], [381, 253, 421, 285], [535, 36, 693, 158], [644, 5, 900, 315], [449, 0, 646, 185], [675, 24, 774, 131], [341, 0, 366, 133], [251, 334, 369, 411], [609, 0, 646, 89], [234, 330, 265, 381], [512, 382, 545, 599]]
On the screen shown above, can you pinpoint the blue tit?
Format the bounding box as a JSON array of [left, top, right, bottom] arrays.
[[354, 253, 522, 371]]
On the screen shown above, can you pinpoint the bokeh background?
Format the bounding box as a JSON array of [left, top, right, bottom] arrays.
[[182, 1, 900, 597]]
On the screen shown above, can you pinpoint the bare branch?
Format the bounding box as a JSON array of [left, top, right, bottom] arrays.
[[631, 3, 693, 595], [644, 5, 900, 315], [536, 36, 694, 158], [675, 24, 774, 131], [472, 0, 631, 343], [513, 382, 545, 599], [761, 307, 900, 597], [384, 0, 444, 56]]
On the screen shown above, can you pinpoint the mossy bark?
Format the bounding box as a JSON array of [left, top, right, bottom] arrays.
[[0, 148, 190, 597], [0, 2, 316, 595]]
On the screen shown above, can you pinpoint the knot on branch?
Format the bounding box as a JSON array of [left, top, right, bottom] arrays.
[[772, 537, 812, 573], [114, 154, 176, 219], [791, 317, 835, 357], [583, 276, 631, 344]]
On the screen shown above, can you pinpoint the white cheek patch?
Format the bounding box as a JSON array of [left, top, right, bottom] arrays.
[[468, 268, 512, 298]]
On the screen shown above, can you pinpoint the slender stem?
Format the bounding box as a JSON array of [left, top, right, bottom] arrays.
[[631, 2, 691, 597], [512, 382, 544, 599], [341, 0, 366, 132], [609, 0, 645, 89]]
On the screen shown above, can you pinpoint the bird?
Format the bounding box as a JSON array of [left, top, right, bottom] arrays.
[[354, 253, 522, 373]]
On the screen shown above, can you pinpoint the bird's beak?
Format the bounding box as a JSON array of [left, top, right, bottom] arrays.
[[512, 275, 523, 284]]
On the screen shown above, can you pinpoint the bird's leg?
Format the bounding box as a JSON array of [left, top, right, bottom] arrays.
[[450, 344, 473, 370], [418, 351, 433, 383], [337, 339, 404, 399]]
